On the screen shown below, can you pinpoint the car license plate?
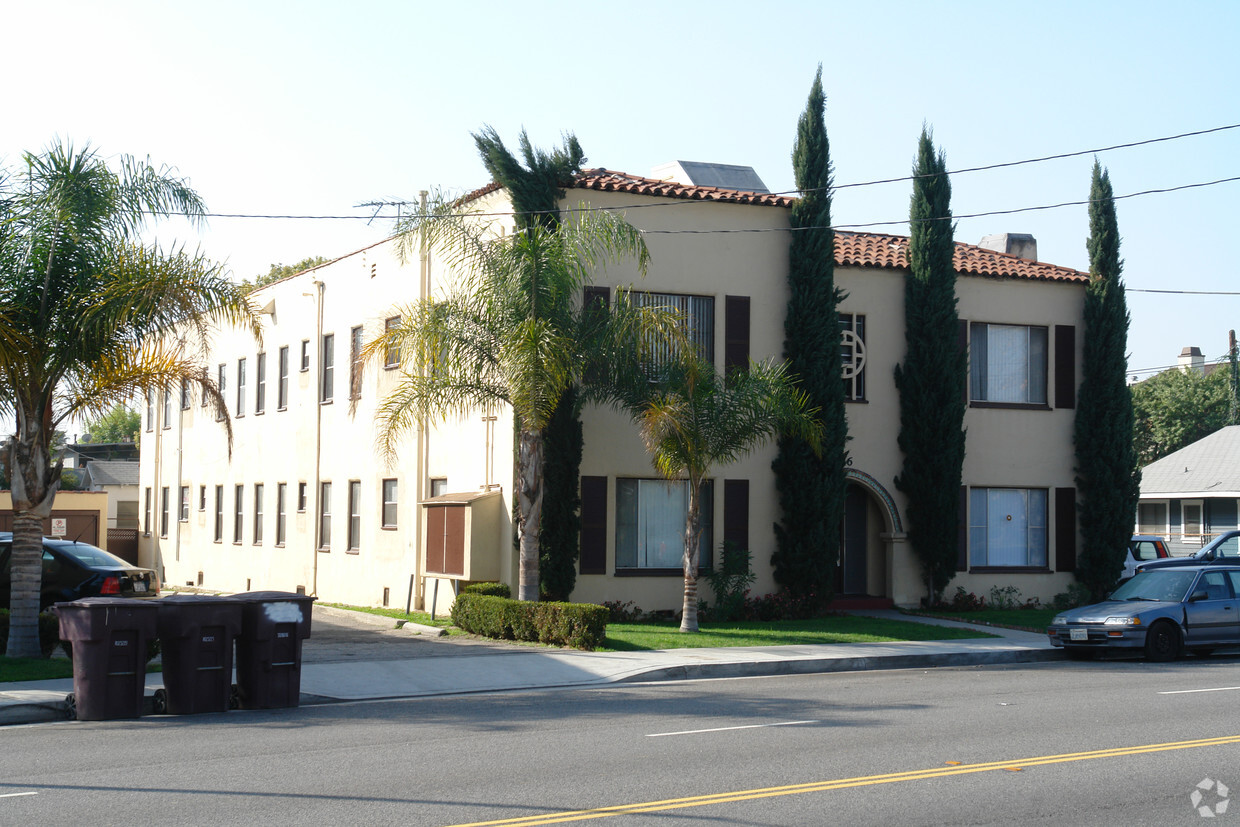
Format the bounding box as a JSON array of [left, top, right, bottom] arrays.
[[1070, 628, 1087, 641], [132, 582, 146, 593]]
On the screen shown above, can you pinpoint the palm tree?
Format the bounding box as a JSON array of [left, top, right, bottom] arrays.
[[0, 143, 256, 658], [627, 355, 821, 632], [362, 202, 670, 601]]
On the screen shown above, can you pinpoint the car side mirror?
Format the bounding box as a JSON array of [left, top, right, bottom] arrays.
[[1205, 550, 1216, 560], [1189, 590, 1210, 603]]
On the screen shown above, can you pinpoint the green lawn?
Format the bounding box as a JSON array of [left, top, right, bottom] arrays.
[[0, 656, 75, 682], [601, 615, 997, 651], [908, 608, 1059, 632]]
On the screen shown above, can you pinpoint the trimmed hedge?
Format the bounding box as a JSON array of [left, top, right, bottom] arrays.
[[0, 610, 62, 658], [461, 582, 511, 598], [451, 593, 608, 650]]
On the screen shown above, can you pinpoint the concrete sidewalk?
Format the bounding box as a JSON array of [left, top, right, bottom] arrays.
[[0, 607, 1059, 726]]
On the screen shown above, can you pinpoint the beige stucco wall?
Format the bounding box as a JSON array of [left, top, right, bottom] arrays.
[[0, 491, 110, 548]]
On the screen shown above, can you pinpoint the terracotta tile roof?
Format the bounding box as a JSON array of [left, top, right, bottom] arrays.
[[571, 168, 797, 207], [462, 169, 1088, 283], [835, 231, 1088, 284]]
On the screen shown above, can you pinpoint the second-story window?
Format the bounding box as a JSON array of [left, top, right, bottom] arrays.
[[349, 326, 363, 400], [236, 357, 247, 416], [278, 346, 290, 409], [321, 333, 335, 402], [256, 352, 267, 414]]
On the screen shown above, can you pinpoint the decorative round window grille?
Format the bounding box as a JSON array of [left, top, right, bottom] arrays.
[[841, 329, 866, 379]]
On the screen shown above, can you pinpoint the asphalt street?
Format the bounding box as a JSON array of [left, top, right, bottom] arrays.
[[3, 657, 1239, 825]]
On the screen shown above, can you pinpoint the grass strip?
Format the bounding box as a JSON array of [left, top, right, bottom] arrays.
[[601, 615, 996, 651]]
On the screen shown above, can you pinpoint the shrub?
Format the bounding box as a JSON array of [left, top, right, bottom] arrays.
[[451, 593, 608, 650], [987, 585, 1022, 611], [739, 590, 829, 621], [1048, 582, 1093, 611], [600, 600, 643, 623], [462, 582, 511, 598], [702, 542, 757, 622], [0, 610, 63, 658]]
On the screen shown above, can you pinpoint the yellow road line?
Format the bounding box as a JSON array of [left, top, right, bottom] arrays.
[[444, 734, 1240, 827]]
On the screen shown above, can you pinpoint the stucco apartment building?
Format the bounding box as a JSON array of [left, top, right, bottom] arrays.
[[139, 164, 1090, 611]]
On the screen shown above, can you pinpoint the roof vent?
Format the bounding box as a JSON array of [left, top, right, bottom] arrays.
[[978, 233, 1037, 261], [650, 161, 769, 193]]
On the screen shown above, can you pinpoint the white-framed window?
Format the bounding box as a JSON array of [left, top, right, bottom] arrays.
[[632, 292, 714, 369], [1181, 499, 1204, 543], [199, 485, 206, 512], [430, 478, 448, 498], [278, 346, 290, 409], [319, 481, 332, 549], [300, 339, 311, 372], [321, 333, 335, 402], [233, 484, 244, 544], [180, 379, 191, 410], [384, 316, 401, 368], [970, 323, 1048, 405], [349, 326, 363, 400], [216, 364, 226, 421], [382, 479, 398, 528], [615, 478, 713, 570], [236, 357, 247, 416], [162, 388, 172, 428], [969, 487, 1048, 568], [255, 352, 266, 414], [347, 480, 361, 552], [213, 485, 223, 542], [145, 391, 154, 432], [1136, 501, 1169, 538], [297, 481, 308, 512], [253, 483, 264, 545], [840, 313, 866, 401], [276, 483, 287, 546], [160, 487, 170, 537], [179, 485, 189, 522]]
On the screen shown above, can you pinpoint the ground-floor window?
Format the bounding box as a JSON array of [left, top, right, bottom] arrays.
[[969, 487, 1047, 567], [615, 479, 713, 570], [1137, 501, 1168, 537]]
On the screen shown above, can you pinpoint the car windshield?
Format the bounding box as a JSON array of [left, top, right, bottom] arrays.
[[48, 541, 133, 569], [1110, 570, 1198, 603], [1207, 535, 1240, 558]]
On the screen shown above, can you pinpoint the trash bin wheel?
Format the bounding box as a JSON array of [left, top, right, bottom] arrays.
[[64, 693, 77, 721], [152, 688, 168, 715], [230, 684, 240, 710]]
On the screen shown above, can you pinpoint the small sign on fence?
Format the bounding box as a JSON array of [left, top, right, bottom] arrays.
[[51, 518, 67, 537]]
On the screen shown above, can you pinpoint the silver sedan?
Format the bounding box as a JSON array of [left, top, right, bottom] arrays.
[[1046, 565, 1240, 661]]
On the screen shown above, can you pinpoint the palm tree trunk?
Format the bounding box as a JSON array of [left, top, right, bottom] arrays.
[[516, 428, 544, 601], [680, 477, 703, 632], [6, 435, 59, 659]]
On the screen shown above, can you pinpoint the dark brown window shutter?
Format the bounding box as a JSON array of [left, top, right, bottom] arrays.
[[579, 476, 607, 575], [725, 296, 750, 378], [1055, 487, 1077, 572], [958, 319, 970, 404], [582, 287, 611, 387], [723, 479, 749, 558], [957, 485, 968, 570], [1054, 325, 1076, 409]]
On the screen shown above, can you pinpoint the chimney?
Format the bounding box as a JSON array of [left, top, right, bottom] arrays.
[[978, 233, 1037, 261], [1179, 346, 1205, 374]]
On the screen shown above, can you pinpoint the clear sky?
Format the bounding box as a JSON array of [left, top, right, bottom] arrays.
[[5, 0, 1237, 379]]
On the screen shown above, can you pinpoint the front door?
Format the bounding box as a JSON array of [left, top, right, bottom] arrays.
[[840, 485, 868, 595]]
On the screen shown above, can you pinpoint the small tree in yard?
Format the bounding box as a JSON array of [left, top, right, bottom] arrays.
[[0, 143, 255, 658], [624, 354, 821, 632], [1074, 161, 1140, 600]]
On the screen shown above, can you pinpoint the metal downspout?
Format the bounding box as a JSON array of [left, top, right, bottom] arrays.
[[416, 190, 429, 610], [311, 278, 325, 597]]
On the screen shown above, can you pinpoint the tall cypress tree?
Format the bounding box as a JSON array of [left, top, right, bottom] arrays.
[[772, 66, 847, 605], [473, 127, 586, 600], [893, 128, 967, 606], [1074, 161, 1140, 600]]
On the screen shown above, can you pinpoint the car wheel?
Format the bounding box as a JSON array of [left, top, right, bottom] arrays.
[[1144, 622, 1182, 662]]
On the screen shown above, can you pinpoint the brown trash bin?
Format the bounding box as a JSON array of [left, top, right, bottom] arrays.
[[155, 595, 243, 714], [233, 591, 316, 709], [54, 598, 159, 721]]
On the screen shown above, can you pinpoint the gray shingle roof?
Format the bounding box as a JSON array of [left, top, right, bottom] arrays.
[[1140, 426, 1240, 497], [86, 460, 139, 487]]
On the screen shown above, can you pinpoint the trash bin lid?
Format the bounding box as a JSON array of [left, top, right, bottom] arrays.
[[159, 593, 245, 605], [54, 597, 162, 610], [233, 591, 317, 603]]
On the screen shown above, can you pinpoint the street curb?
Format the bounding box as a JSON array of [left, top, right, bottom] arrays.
[[614, 648, 1065, 684], [0, 701, 68, 726]]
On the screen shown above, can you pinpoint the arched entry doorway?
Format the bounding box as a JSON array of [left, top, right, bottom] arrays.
[[839, 469, 903, 598]]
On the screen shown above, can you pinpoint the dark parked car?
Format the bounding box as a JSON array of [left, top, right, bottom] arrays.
[[0, 533, 160, 611], [1047, 565, 1240, 661], [1135, 530, 1240, 574]]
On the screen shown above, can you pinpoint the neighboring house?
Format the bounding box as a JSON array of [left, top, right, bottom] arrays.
[[63, 441, 140, 469], [139, 165, 1089, 609], [81, 460, 141, 530], [1137, 425, 1240, 555]]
